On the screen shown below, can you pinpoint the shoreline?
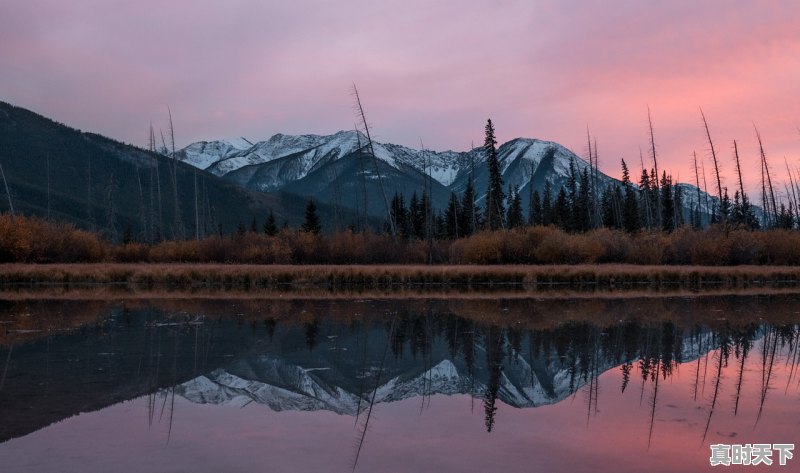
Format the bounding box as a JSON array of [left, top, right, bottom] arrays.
[[3, 263, 800, 293]]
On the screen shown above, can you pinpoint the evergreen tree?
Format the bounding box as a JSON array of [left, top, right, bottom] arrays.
[[409, 192, 425, 239], [459, 177, 478, 237], [567, 157, 579, 231], [390, 192, 410, 238], [264, 210, 277, 236], [673, 184, 684, 228], [639, 168, 653, 229], [542, 180, 553, 226], [623, 183, 640, 233], [730, 190, 759, 230], [506, 185, 524, 228], [483, 119, 505, 230], [577, 167, 592, 232], [601, 187, 619, 229], [444, 192, 461, 239], [529, 189, 542, 226], [420, 191, 432, 241], [719, 187, 732, 223], [621, 158, 630, 185], [777, 203, 794, 229], [236, 220, 246, 237], [660, 172, 674, 232], [250, 216, 258, 233], [301, 198, 322, 234], [553, 187, 569, 230]]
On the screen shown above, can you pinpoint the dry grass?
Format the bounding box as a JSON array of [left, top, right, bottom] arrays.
[[2, 263, 800, 292]]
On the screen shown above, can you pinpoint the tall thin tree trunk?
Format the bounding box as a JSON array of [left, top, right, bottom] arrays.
[[639, 149, 652, 229], [647, 107, 662, 227], [136, 166, 147, 240], [194, 171, 200, 241], [356, 126, 369, 234], [86, 154, 94, 231], [701, 159, 712, 225], [353, 85, 395, 240], [754, 125, 778, 223], [692, 151, 703, 227], [700, 107, 724, 221], [785, 157, 799, 217], [761, 155, 770, 228], [733, 141, 746, 210], [167, 108, 183, 240], [46, 153, 51, 221], [0, 163, 14, 219]]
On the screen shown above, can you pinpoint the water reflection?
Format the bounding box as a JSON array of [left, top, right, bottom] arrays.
[[0, 296, 798, 472]]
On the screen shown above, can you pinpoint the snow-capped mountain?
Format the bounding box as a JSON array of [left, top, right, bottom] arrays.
[[178, 130, 723, 219], [175, 329, 713, 416], [177, 131, 591, 193], [178, 130, 467, 191]]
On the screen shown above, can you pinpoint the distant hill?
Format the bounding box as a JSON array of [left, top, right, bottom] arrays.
[[0, 102, 366, 240]]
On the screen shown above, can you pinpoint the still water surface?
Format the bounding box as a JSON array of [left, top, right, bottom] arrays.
[[0, 296, 798, 472]]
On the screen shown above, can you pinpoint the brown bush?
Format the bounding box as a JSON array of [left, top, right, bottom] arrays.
[[626, 232, 668, 265], [6, 211, 800, 266]]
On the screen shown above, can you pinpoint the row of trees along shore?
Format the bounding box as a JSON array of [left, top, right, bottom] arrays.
[[3, 114, 800, 265]]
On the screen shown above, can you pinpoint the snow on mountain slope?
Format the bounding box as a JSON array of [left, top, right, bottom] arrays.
[[178, 138, 253, 169], [179, 131, 474, 187]]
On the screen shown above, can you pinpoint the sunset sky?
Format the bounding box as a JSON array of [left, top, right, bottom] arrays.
[[2, 0, 799, 195]]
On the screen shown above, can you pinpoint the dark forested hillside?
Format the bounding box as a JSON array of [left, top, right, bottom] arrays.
[[0, 102, 363, 240]]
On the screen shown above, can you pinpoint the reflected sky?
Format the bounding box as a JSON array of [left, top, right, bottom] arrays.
[[0, 296, 798, 472]]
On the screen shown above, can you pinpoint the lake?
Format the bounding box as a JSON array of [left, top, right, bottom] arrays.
[[0, 295, 798, 472]]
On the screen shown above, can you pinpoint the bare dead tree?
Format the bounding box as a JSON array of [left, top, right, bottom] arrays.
[[420, 139, 433, 264], [785, 157, 799, 219], [647, 358, 660, 450], [327, 152, 344, 232], [46, 153, 51, 221], [136, 166, 147, 240], [733, 141, 747, 211], [469, 141, 477, 233], [647, 107, 663, 227], [0, 162, 14, 219], [639, 148, 652, 229], [148, 124, 162, 242], [355, 126, 369, 234], [733, 341, 748, 416], [194, 171, 200, 241], [700, 107, 724, 221], [700, 158, 712, 224], [352, 84, 396, 240], [761, 155, 770, 228], [105, 172, 117, 243], [352, 315, 397, 471], [702, 347, 724, 443], [756, 326, 778, 427], [167, 108, 184, 239], [86, 154, 95, 231], [754, 125, 778, 224], [692, 151, 703, 227]]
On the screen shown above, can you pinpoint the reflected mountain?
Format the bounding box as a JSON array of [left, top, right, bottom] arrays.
[[174, 321, 715, 417], [2, 296, 796, 447]]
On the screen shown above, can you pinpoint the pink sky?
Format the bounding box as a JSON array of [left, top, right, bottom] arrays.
[[2, 0, 799, 195]]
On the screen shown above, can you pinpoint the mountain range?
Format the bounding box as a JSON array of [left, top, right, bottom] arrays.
[[0, 102, 369, 237], [178, 129, 718, 220], [0, 101, 719, 235]]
